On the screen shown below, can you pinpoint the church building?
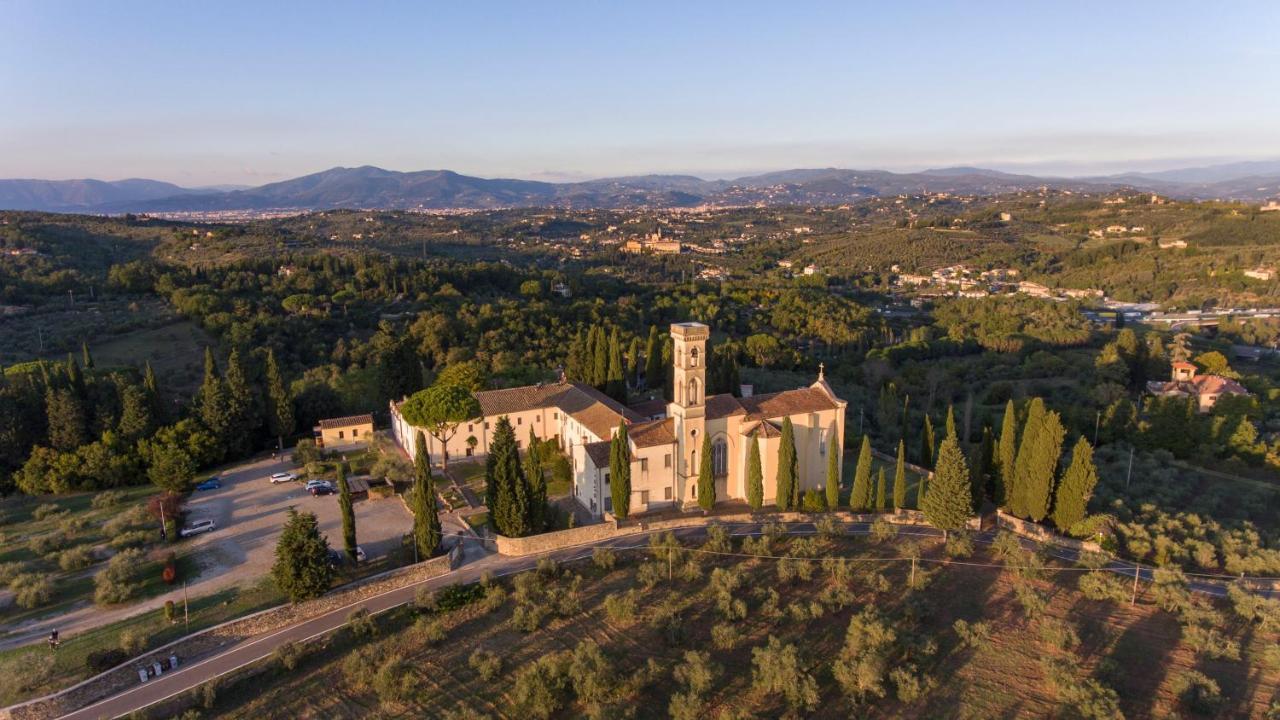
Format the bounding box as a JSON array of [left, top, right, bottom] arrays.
[[391, 321, 846, 519]]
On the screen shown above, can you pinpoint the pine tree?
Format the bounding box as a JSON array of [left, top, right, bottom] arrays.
[[271, 509, 334, 602], [336, 463, 357, 561], [264, 349, 295, 451], [116, 384, 154, 441], [1052, 436, 1098, 533], [892, 440, 907, 509], [875, 467, 887, 511], [525, 427, 546, 531], [45, 387, 87, 451], [920, 414, 936, 469], [746, 432, 764, 510], [996, 399, 1018, 507], [644, 325, 662, 391], [1009, 398, 1046, 517], [488, 417, 530, 536], [850, 435, 873, 510], [776, 418, 798, 510], [922, 433, 973, 536], [412, 432, 441, 558], [609, 422, 632, 519], [825, 432, 840, 510], [697, 433, 715, 511], [606, 328, 626, 402]]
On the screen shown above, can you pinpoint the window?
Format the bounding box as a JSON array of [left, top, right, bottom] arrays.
[[687, 378, 700, 405], [664, 487, 672, 500], [484, 422, 490, 430], [819, 429, 828, 454], [640, 458, 648, 473], [465, 447, 473, 457], [664, 453, 672, 468], [603, 472, 610, 485], [468, 423, 473, 432], [639, 490, 649, 504], [690, 347, 699, 367], [337, 430, 344, 439], [712, 437, 728, 477], [517, 417, 522, 425]]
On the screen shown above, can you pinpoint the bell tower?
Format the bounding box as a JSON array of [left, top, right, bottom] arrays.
[[668, 322, 708, 502]]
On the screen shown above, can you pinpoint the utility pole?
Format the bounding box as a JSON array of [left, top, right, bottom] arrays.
[[910, 556, 917, 587], [1093, 411, 1101, 445], [1130, 564, 1140, 605], [1125, 446, 1135, 489], [183, 582, 189, 632]]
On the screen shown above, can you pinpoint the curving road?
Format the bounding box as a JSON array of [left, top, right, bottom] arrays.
[[53, 521, 1242, 719]]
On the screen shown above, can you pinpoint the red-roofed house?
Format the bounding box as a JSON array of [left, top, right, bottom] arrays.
[[1147, 362, 1249, 413]]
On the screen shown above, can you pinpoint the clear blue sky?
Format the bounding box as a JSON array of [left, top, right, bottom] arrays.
[[2, 0, 1278, 185]]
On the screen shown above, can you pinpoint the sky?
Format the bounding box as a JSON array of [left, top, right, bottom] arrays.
[[2, 0, 1279, 186]]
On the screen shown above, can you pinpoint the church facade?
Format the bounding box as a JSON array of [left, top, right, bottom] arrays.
[[391, 321, 846, 519]]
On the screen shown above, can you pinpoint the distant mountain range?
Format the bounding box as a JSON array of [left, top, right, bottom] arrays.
[[3, 161, 1279, 214]]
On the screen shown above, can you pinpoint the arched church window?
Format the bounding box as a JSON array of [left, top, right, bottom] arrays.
[[712, 437, 728, 477], [687, 378, 699, 405], [690, 347, 699, 367]]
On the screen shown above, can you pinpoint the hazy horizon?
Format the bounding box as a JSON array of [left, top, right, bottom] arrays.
[[3, 0, 1279, 186]]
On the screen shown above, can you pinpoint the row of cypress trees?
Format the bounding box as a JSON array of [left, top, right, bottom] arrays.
[[993, 398, 1101, 533], [485, 419, 549, 536]]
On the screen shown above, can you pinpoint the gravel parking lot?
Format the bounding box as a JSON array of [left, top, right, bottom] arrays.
[[182, 453, 415, 591]]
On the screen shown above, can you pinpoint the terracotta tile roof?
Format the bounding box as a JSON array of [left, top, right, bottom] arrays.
[[630, 417, 676, 448], [627, 398, 668, 418], [706, 394, 746, 420], [741, 419, 782, 438], [1192, 375, 1248, 395], [738, 387, 839, 421], [317, 414, 374, 429], [472, 382, 641, 440], [474, 383, 567, 417], [584, 440, 612, 468]]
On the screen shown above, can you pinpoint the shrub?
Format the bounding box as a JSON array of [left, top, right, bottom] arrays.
[[59, 515, 92, 533], [164, 600, 177, 623], [478, 585, 507, 614], [1170, 670, 1221, 715], [741, 535, 771, 557], [1038, 618, 1080, 651], [373, 653, 417, 705], [1014, 582, 1048, 619], [110, 530, 151, 551], [119, 628, 149, 655], [711, 622, 742, 650], [870, 518, 898, 543], [890, 666, 925, 702], [94, 548, 146, 605], [815, 514, 843, 538], [0, 561, 31, 587], [944, 532, 974, 558], [536, 557, 559, 577], [28, 531, 69, 556], [11, 573, 55, 609], [414, 616, 446, 645], [953, 619, 992, 649], [274, 641, 306, 671], [92, 490, 126, 509], [469, 648, 502, 681], [603, 590, 638, 625], [751, 636, 818, 713], [511, 603, 550, 633], [1182, 624, 1241, 661], [512, 652, 570, 719], [57, 546, 95, 571], [346, 608, 376, 638], [414, 587, 438, 612], [32, 504, 67, 521], [591, 547, 616, 570], [1078, 571, 1130, 603], [342, 645, 381, 689], [703, 524, 732, 553], [436, 582, 485, 611], [801, 489, 827, 512], [103, 505, 150, 536], [636, 561, 666, 589]]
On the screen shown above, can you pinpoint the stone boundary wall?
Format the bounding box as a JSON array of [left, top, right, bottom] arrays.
[[492, 508, 980, 556], [995, 510, 1104, 554], [4, 554, 452, 720]]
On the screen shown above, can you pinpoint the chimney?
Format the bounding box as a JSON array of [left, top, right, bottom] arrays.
[[740, 384, 754, 398]]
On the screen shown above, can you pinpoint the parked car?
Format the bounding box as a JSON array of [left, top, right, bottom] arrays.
[[269, 472, 296, 484], [355, 546, 367, 563], [179, 518, 216, 538], [194, 477, 222, 491], [309, 481, 335, 496], [326, 546, 367, 565]]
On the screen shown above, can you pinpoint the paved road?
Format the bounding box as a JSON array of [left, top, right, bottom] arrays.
[[54, 521, 1243, 719]]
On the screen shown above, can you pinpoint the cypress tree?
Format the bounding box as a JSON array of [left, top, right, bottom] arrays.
[[337, 463, 357, 561], [265, 348, 295, 451], [45, 387, 87, 451], [412, 432, 441, 558], [973, 426, 994, 510], [850, 435, 873, 510], [892, 440, 907, 509], [609, 422, 631, 519], [1052, 436, 1099, 533], [922, 433, 973, 536], [271, 509, 334, 602], [606, 328, 626, 402], [875, 467, 887, 511], [525, 427, 546, 531], [996, 399, 1018, 507], [592, 326, 609, 390], [81, 341, 94, 370], [489, 417, 531, 536], [746, 432, 764, 510], [662, 337, 674, 402], [66, 354, 84, 398], [945, 404, 957, 441], [626, 336, 641, 387], [566, 327, 586, 382], [198, 348, 231, 457], [776, 418, 798, 510], [1025, 409, 1066, 523], [920, 414, 936, 469], [824, 432, 840, 510], [697, 433, 715, 511], [644, 325, 662, 391], [224, 348, 258, 456], [1009, 398, 1046, 517]]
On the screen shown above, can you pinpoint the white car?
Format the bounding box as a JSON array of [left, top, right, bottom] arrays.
[[270, 472, 296, 484], [179, 518, 216, 538]]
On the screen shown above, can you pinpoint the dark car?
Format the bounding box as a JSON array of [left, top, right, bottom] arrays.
[[309, 482, 335, 496], [194, 477, 222, 491]]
